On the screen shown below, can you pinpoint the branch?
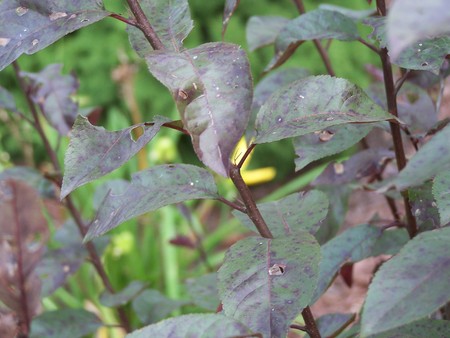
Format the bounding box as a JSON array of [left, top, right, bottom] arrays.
[[357, 37, 381, 54], [376, 0, 418, 239], [126, 0, 165, 50]]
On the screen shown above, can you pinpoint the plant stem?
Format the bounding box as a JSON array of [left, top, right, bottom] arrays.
[[376, 0, 418, 238], [12, 62, 132, 332], [229, 162, 321, 338], [357, 37, 381, 54], [126, 0, 165, 50], [292, 0, 335, 76], [217, 196, 247, 213]]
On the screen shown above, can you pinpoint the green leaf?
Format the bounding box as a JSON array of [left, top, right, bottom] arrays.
[[61, 115, 169, 199], [217, 233, 321, 337], [100, 281, 146, 307], [20, 64, 78, 135], [318, 4, 375, 20], [385, 124, 450, 191], [185, 273, 220, 312], [0, 0, 108, 71], [131, 289, 187, 325], [126, 314, 252, 337], [0, 86, 16, 111], [30, 309, 101, 338], [408, 182, 440, 231], [294, 124, 373, 171], [433, 171, 450, 226], [370, 229, 409, 256], [387, 0, 450, 59], [232, 191, 329, 237], [254, 75, 395, 144], [312, 224, 382, 303], [246, 16, 289, 51], [146, 43, 252, 176], [307, 313, 356, 338], [368, 319, 450, 338], [84, 164, 218, 241], [268, 9, 359, 70], [361, 226, 450, 336], [127, 0, 193, 56], [222, 0, 240, 38]]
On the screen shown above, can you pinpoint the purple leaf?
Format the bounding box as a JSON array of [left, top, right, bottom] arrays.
[[254, 75, 396, 144], [127, 0, 193, 56], [370, 319, 450, 338], [0, 0, 108, 71], [246, 16, 289, 51], [146, 43, 252, 176], [185, 273, 219, 312], [61, 115, 169, 199], [361, 226, 450, 336], [0, 86, 16, 111], [314, 313, 356, 337], [222, 0, 240, 38], [217, 233, 320, 337], [126, 314, 253, 338], [85, 164, 218, 241], [21, 64, 78, 135]]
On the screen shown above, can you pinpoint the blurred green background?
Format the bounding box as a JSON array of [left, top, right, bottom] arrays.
[[0, 0, 379, 336]]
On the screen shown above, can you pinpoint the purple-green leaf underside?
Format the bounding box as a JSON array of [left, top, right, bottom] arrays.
[[361, 226, 450, 336], [218, 233, 321, 337], [311, 224, 382, 303], [126, 313, 252, 338], [61, 115, 169, 199], [21, 64, 78, 135], [384, 124, 450, 191], [254, 75, 395, 144], [127, 0, 193, 56], [294, 124, 373, 171], [146, 43, 253, 177], [0, 0, 108, 71], [232, 190, 329, 237], [267, 9, 359, 70], [433, 171, 450, 226], [387, 0, 450, 59], [0, 85, 17, 111], [246, 16, 289, 52], [85, 164, 218, 241], [222, 0, 240, 38]]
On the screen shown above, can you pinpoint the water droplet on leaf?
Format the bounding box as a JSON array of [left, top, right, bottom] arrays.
[[192, 55, 198, 60], [299, 95, 305, 99], [32, 39, 39, 46]]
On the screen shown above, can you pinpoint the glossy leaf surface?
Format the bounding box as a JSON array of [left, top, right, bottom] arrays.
[[85, 164, 218, 240], [0, 0, 108, 71], [30, 309, 101, 338], [246, 16, 289, 51], [126, 313, 252, 337], [294, 124, 373, 171], [268, 9, 359, 70], [254, 75, 395, 143], [433, 171, 450, 226], [127, 0, 193, 56], [312, 224, 382, 303], [233, 191, 329, 237], [387, 0, 450, 59], [61, 115, 169, 198], [361, 226, 450, 336], [218, 233, 320, 337], [146, 43, 252, 176], [385, 124, 450, 190]]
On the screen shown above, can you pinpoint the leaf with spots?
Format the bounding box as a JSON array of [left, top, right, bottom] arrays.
[[222, 0, 240, 38], [387, 0, 450, 59], [371, 229, 409, 256], [361, 226, 450, 336], [146, 43, 253, 176], [185, 273, 220, 312], [267, 9, 359, 70], [433, 171, 450, 226], [217, 233, 321, 337], [408, 182, 440, 232], [294, 124, 373, 171], [84, 164, 218, 241], [125, 314, 253, 338], [232, 190, 329, 237], [305, 313, 356, 338], [20, 64, 79, 135], [368, 319, 450, 338], [384, 124, 450, 191], [311, 224, 382, 303], [254, 75, 396, 144], [318, 4, 375, 20], [0, 0, 108, 71], [246, 16, 289, 51], [127, 0, 193, 56], [61, 115, 169, 199]]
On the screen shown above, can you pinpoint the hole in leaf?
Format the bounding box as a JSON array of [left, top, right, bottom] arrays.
[[319, 130, 334, 142], [334, 163, 345, 175], [130, 126, 144, 142], [268, 264, 286, 276]]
